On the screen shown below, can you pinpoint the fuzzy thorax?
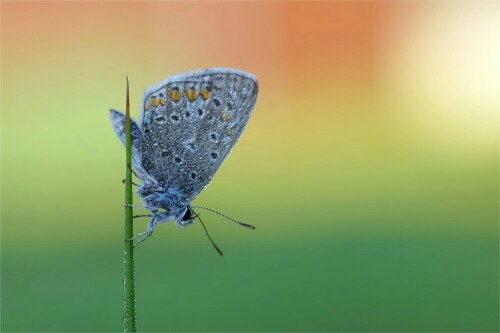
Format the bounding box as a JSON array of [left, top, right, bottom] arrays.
[[137, 184, 194, 227]]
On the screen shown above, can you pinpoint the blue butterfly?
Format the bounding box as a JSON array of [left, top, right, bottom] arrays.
[[110, 68, 258, 254]]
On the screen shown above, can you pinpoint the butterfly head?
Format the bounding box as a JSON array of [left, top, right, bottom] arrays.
[[176, 206, 196, 227]]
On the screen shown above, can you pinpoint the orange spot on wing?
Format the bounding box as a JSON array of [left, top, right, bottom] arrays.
[[168, 88, 182, 102], [200, 88, 212, 100], [150, 96, 160, 107], [185, 88, 199, 102]]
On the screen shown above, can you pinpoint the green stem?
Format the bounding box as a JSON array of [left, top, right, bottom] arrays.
[[123, 76, 137, 332]]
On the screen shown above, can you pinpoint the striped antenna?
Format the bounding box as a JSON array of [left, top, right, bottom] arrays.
[[191, 206, 255, 230]]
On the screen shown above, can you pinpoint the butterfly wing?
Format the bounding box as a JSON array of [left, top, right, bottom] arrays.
[[139, 68, 258, 202], [109, 109, 148, 180]]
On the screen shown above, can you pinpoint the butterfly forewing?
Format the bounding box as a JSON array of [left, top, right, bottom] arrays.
[[140, 68, 258, 201]]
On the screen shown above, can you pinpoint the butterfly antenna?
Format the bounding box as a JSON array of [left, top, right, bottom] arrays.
[[192, 206, 255, 229], [195, 213, 223, 257]]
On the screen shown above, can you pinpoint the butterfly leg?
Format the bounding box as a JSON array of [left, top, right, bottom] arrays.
[[128, 231, 152, 247], [129, 218, 159, 248], [122, 164, 141, 186], [133, 214, 152, 219], [127, 163, 140, 178], [124, 204, 149, 208], [122, 179, 140, 186]]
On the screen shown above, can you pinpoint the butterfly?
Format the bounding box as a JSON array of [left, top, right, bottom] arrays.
[[110, 68, 258, 254]]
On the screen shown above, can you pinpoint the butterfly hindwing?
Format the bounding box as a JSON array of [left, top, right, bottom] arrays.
[[139, 68, 258, 201], [109, 109, 148, 179]]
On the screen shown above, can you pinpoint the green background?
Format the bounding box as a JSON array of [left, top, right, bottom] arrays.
[[2, 1, 498, 332]]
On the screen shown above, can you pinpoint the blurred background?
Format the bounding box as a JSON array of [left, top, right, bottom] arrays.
[[1, 2, 498, 332]]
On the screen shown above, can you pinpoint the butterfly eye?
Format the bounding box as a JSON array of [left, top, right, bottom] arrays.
[[174, 157, 183, 164], [181, 208, 192, 221]]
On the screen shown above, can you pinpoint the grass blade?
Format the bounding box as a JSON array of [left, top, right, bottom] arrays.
[[123, 76, 137, 332]]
